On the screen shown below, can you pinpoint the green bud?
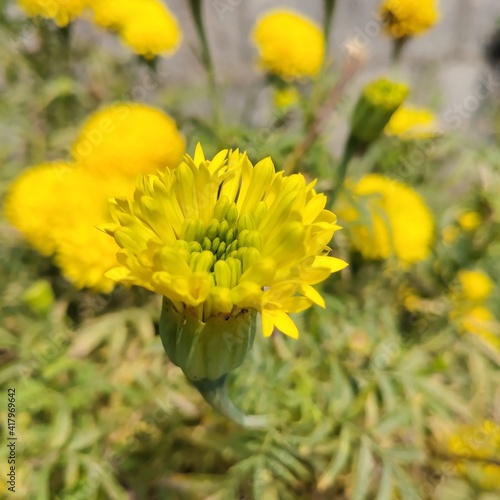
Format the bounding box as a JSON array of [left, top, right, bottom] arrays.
[[216, 241, 227, 259], [226, 203, 239, 224], [350, 77, 409, 144], [206, 218, 220, 240], [225, 228, 235, 245], [217, 220, 229, 240], [201, 237, 212, 251], [211, 237, 221, 253], [237, 213, 255, 232], [23, 279, 54, 315], [213, 196, 230, 221]]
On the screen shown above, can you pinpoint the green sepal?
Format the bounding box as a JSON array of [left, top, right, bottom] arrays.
[[159, 299, 256, 381]]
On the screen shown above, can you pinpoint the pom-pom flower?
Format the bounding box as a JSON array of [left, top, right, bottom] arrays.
[[380, 0, 439, 39], [4, 162, 72, 256], [384, 106, 439, 140], [251, 10, 325, 80], [17, 0, 88, 27], [118, 0, 182, 58], [456, 269, 493, 304], [337, 174, 434, 264], [72, 103, 185, 177]]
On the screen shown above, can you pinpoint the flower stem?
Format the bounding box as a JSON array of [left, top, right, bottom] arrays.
[[323, 0, 337, 44], [189, 0, 222, 128], [192, 375, 268, 429]]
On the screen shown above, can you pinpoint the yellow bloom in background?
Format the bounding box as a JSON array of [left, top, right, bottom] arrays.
[[458, 306, 500, 351], [442, 225, 460, 246], [72, 103, 185, 177], [119, 0, 182, 58], [252, 10, 325, 80], [4, 162, 73, 256], [384, 106, 439, 140], [54, 170, 135, 293], [458, 211, 482, 232], [103, 145, 347, 338], [337, 174, 434, 264], [17, 0, 88, 27], [89, 0, 138, 30], [274, 86, 299, 109], [380, 0, 439, 39], [448, 420, 500, 491], [457, 269, 493, 303]]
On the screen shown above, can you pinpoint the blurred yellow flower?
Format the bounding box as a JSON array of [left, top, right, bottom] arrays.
[[458, 211, 482, 232], [103, 145, 347, 338], [54, 170, 134, 293], [380, 0, 439, 39], [72, 103, 185, 177], [458, 306, 500, 351], [18, 0, 88, 27], [274, 86, 299, 109], [252, 10, 325, 80], [384, 106, 439, 140], [119, 0, 182, 58], [457, 269, 493, 303], [337, 174, 434, 264], [4, 162, 73, 255], [448, 420, 500, 491], [89, 0, 138, 29]]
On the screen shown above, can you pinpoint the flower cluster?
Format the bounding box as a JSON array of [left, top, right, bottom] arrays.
[[336, 174, 434, 265], [252, 10, 325, 80], [380, 0, 439, 39], [5, 103, 185, 293], [103, 145, 347, 338], [17, 0, 181, 58]]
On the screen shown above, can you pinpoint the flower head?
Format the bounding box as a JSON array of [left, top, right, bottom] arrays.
[[380, 0, 439, 39], [4, 162, 72, 255], [457, 269, 493, 303], [457, 306, 500, 351], [252, 10, 325, 80], [104, 145, 347, 338], [72, 103, 185, 177], [18, 0, 88, 27], [384, 106, 439, 140], [458, 211, 482, 232], [118, 0, 181, 58], [274, 86, 299, 109], [89, 0, 138, 29], [337, 174, 434, 264]]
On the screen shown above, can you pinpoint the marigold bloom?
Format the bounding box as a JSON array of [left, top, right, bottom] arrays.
[[457, 269, 493, 303], [54, 170, 134, 293], [457, 306, 500, 351], [385, 106, 439, 140], [458, 211, 482, 232], [119, 0, 181, 58], [448, 420, 500, 491], [4, 162, 73, 255], [89, 0, 138, 29], [72, 103, 185, 177], [252, 10, 325, 80], [337, 174, 434, 264], [104, 145, 347, 339], [17, 0, 88, 27], [380, 0, 439, 39]]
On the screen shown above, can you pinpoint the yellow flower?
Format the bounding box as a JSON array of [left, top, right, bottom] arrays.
[[384, 106, 439, 140], [458, 306, 500, 351], [4, 162, 73, 255], [274, 87, 299, 109], [54, 170, 135, 293], [252, 10, 325, 80], [119, 0, 181, 58], [458, 211, 482, 232], [442, 225, 460, 246], [72, 103, 185, 177], [448, 420, 500, 491], [89, 0, 138, 30], [337, 174, 434, 264], [17, 0, 88, 26], [380, 0, 439, 39], [103, 145, 347, 338], [457, 269, 493, 303]]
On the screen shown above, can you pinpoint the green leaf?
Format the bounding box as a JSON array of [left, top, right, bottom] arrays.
[[352, 437, 375, 500], [375, 460, 393, 500], [317, 426, 352, 491]]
